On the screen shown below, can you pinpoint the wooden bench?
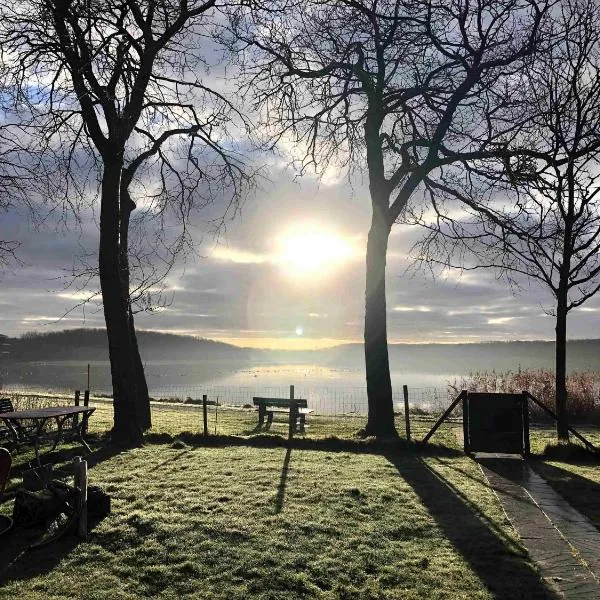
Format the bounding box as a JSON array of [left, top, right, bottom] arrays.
[[253, 397, 314, 432]]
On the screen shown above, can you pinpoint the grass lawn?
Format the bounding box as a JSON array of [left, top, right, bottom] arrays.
[[1, 398, 598, 600], [0, 437, 553, 600], [5, 392, 460, 441]]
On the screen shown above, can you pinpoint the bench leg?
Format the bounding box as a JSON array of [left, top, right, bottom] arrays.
[[289, 409, 299, 435], [75, 414, 92, 453], [33, 418, 49, 466], [258, 405, 265, 428], [299, 414, 306, 433], [266, 412, 274, 429]]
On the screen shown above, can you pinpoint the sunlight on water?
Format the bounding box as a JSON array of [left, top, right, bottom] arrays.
[[0, 361, 456, 415]]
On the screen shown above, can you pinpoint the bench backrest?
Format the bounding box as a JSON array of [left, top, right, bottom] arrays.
[[0, 398, 14, 414], [253, 397, 308, 409]]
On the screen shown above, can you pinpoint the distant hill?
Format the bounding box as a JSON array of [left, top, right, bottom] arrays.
[[2, 329, 262, 363], [266, 339, 600, 373], [1, 329, 599, 374]]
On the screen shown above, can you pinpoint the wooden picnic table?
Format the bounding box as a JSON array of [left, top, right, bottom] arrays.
[[0, 405, 95, 465]]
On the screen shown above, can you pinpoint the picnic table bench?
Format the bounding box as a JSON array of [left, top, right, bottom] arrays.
[[253, 397, 314, 433], [0, 396, 95, 464]]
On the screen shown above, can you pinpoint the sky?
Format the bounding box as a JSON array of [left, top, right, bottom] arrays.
[[1, 4, 599, 351], [1, 163, 599, 350]]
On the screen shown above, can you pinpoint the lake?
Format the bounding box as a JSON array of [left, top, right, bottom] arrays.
[[0, 360, 458, 413]]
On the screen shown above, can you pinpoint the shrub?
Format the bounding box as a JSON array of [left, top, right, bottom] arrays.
[[448, 369, 600, 421]]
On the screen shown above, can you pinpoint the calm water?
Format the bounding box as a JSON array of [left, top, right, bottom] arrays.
[[0, 360, 457, 412]]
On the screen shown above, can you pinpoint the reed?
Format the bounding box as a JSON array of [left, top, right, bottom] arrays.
[[448, 369, 600, 421]]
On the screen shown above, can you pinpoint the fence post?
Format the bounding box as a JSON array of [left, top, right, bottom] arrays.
[[288, 385, 295, 440], [202, 394, 208, 437], [403, 385, 411, 442], [215, 396, 219, 435], [83, 389, 90, 434]]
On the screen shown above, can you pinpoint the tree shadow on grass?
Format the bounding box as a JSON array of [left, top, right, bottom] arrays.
[[384, 453, 557, 600], [274, 447, 292, 514], [427, 456, 536, 507], [530, 460, 600, 529], [0, 512, 108, 585]]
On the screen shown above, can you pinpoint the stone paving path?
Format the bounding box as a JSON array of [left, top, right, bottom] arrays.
[[477, 455, 600, 599]]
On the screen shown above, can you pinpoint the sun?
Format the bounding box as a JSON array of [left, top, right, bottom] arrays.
[[277, 227, 357, 278]]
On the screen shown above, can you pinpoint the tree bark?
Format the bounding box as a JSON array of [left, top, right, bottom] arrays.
[[555, 285, 570, 443], [119, 187, 151, 431], [554, 164, 575, 444], [100, 160, 143, 446], [363, 206, 398, 438], [129, 309, 151, 430]]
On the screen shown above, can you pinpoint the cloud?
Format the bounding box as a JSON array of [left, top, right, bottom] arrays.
[[393, 305, 433, 313], [487, 316, 519, 325], [212, 246, 269, 264], [0, 159, 597, 347]]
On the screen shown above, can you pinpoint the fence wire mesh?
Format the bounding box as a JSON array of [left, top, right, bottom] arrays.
[[1, 385, 460, 440]]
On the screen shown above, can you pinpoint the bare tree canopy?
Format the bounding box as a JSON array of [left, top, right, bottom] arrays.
[[233, 0, 550, 436], [410, 0, 600, 442], [0, 0, 253, 444]]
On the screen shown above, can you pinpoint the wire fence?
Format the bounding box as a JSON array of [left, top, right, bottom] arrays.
[[148, 384, 454, 415], [1, 384, 459, 440]]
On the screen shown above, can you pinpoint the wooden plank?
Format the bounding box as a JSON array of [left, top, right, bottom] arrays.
[[403, 384, 411, 442], [74, 456, 88, 539], [265, 408, 315, 417], [0, 406, 95, 419], [83, 390, 90, 434], [422, 390, 466, 445], [522, 391, 530, 457], [525, 392, 599, 453], [288, 385, 295, 440], [463, 394, 470, 454], [73, 390, 81, 427], [253, 397, 308, 408]]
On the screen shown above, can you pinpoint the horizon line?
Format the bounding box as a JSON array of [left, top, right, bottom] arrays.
[[6, 327, 600, 351]]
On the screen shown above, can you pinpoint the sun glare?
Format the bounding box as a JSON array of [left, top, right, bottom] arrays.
[[277, 228, 357, 278]]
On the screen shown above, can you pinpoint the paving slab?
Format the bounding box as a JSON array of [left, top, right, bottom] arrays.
[[477, 455, 600, 599]]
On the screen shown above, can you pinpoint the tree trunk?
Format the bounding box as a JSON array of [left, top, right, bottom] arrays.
[[120, 188, 151, 431], [555, 165, 574, 444], [555, 289, 569, 443], [363, 207, 398, 438], [129, 309, 151, 430], [100, 160, 143, 446]]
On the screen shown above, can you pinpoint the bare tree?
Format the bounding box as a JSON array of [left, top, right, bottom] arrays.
[[411, 0, 600, 443], [233, 0, 549, 436], [0, 124, 49, 267], [0, 0, 251, 445]]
